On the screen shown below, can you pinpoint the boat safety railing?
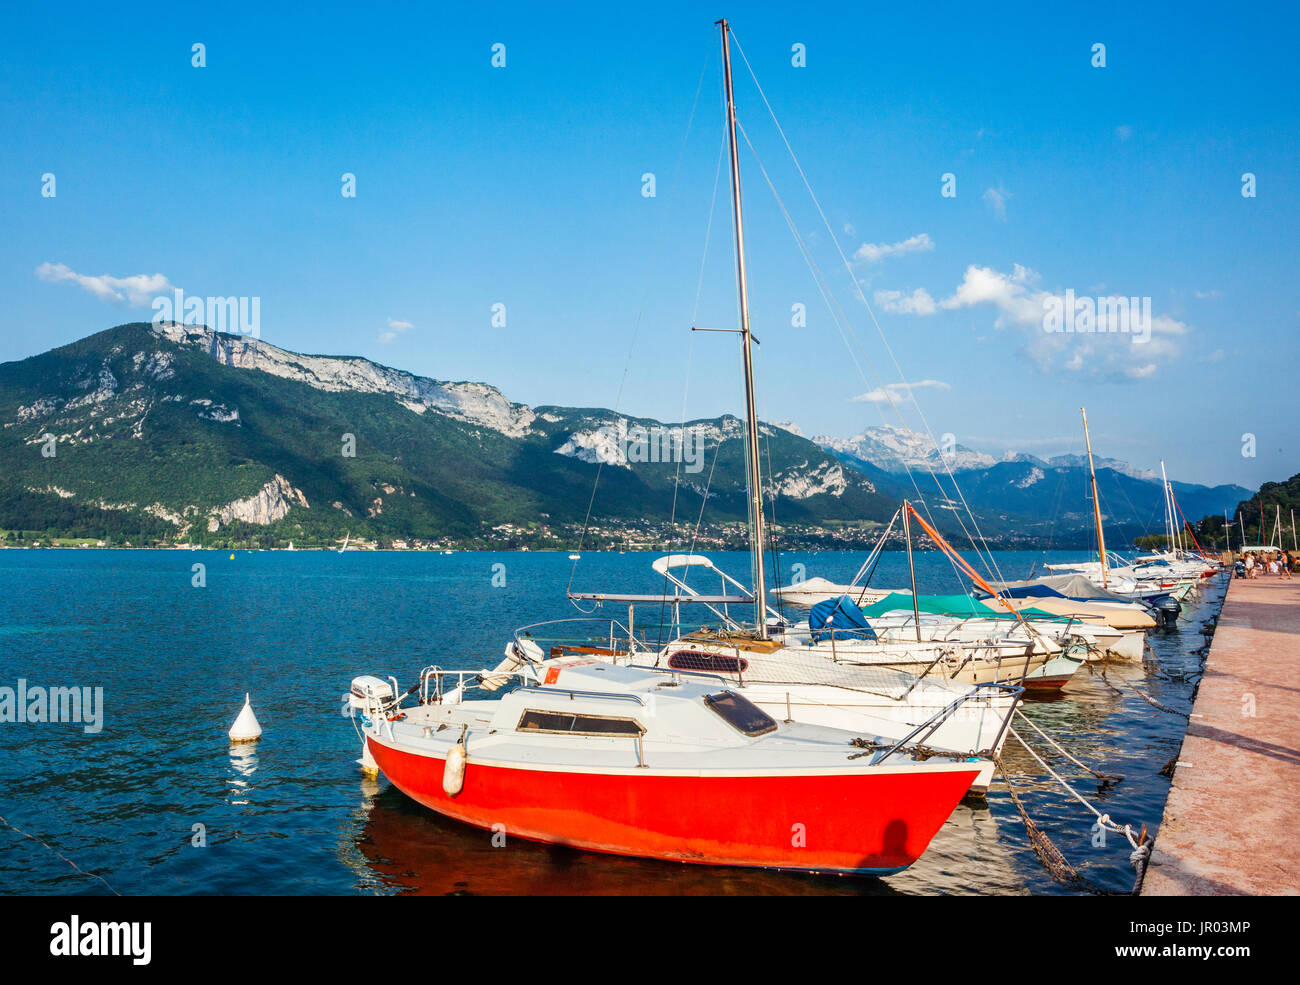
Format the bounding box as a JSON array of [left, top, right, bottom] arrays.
[[415, 667, 534, 705], [862, 682, 1025, 766], [509, 684, 647, 708], [512, 617, 659, 660], [806, 626, 962, 690], [626, 663, 730, 687]]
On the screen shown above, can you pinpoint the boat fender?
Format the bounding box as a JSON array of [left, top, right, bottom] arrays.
[[442, 726, 468, 797]]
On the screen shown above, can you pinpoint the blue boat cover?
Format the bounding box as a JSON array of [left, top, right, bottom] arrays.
[[995, 584, 1069, 600], [809, 595, 877, 643]]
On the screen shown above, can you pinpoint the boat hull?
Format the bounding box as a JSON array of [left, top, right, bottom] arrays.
[[736, 684, 1005, 795], [1105, 631, 1146, 661], [367, 734, 978, 876]]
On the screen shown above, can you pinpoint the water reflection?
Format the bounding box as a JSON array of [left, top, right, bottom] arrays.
[[346, 781, 1035, 896], [352, 785, 903, 896], [227, 744, 259, 805]]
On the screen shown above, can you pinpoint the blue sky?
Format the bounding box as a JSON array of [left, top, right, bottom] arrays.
[[2, 1, 1295, 488]]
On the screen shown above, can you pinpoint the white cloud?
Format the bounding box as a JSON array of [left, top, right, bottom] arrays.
[[852, 379, 951, 404], [982, 186, 1010, 222], [379, 317, 414, 344], [1200, 348, 1226, 364], [874, 287, 938, 315], [877, 263, 1190, 381], [36, 262, 172, 306], [853, 232, 934, 264], [1194, 289, 1222, 299], [1116, 124, 1133, 142]]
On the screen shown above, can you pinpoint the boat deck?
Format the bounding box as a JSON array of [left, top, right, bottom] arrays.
[[1142, 575, 1300, 895]]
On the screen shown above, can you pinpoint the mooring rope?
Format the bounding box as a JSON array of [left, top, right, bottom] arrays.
[[0, 812, 120, 895], [993, 756, 1091, 891], [1100, 665, 1190, 718], [1008, 727, 1146, 851], [848, 736, 977, 762], [1000, 728, 1152, 895], [1014, 710, 1123, 784]]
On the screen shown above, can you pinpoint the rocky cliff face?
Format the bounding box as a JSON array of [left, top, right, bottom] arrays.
[[0, 322, 898, 545], [207, 474, 308, 532], [152, 323, 537, 437]]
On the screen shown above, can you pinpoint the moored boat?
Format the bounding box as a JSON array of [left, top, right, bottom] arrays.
[[350, 660, 985, 875]]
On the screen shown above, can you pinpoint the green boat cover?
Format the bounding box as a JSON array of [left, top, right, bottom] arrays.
[[859, 592, 1066, 621]]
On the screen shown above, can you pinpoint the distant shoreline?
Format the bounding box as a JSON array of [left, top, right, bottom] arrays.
[[0, 544, 1098, 554]]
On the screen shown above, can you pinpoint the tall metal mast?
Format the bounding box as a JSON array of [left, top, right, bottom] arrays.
[[902, 502, 922, 642], [1081, 408, 1108, 586], [1160, 461, 1173, 554], [718, 18, 768, 636]]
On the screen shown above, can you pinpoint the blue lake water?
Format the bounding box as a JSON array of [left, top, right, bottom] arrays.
[[0, 548, 1222, 895]]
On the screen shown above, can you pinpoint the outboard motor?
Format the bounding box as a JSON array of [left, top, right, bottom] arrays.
[[1149, 595, 1181, 628]]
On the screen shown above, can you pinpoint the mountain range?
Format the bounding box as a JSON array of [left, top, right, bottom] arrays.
[[0, 323, 890, 549], [813, 426, 1248, 547], [0, 323, 1248, 550]]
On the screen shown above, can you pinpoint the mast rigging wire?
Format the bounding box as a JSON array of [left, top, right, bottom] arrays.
[[728, 30, 1011, 591]]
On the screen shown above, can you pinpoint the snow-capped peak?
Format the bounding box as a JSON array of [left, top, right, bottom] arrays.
[[813, 425, 996, 473]]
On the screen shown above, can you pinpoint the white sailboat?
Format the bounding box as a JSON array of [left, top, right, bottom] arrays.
[[489, 28, 1044, 794], [345, 20, 986, 875]]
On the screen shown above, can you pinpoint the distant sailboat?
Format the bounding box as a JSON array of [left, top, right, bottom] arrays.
[[287, 541, 295, 551], [340, 533, 350, 553]]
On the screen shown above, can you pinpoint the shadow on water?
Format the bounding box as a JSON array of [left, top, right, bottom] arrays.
[[349, 786, 901, 897]]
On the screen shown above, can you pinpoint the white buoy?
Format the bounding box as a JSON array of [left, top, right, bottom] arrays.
[[228, 693, 262, 743]]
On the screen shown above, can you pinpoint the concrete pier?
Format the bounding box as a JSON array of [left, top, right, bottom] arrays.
[[1142, 575, 1300, 895]]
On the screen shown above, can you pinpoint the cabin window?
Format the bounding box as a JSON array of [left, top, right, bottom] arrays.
[[703, 691, 777, 737], [517, 709, 645, 737], [667, 650, 749, 674]]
